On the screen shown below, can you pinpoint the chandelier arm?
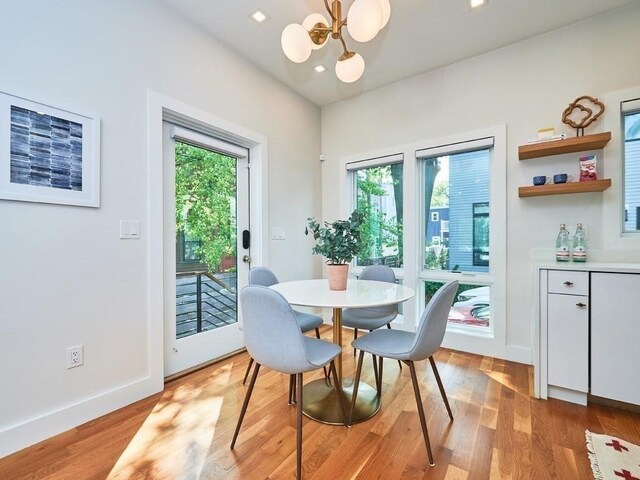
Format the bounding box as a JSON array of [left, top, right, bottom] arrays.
[[338, 35, 350, 55]]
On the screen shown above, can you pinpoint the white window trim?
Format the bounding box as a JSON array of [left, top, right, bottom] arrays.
[[338, 126, 506, 361], [414, 126, 506, 358], [604, 86, 640, 249]]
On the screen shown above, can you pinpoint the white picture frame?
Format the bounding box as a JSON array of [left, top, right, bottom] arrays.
[[0, 91, 100, 207]]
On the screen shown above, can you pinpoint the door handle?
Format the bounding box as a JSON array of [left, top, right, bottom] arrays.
[[576, 302, 587, 308], [242, 255, 251, 264]]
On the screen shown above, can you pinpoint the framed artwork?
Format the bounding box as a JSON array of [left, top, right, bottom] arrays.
[[0, 91, 100, 207]]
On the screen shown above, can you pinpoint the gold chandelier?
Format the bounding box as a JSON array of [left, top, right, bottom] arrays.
[[281, 0, 391, 83]]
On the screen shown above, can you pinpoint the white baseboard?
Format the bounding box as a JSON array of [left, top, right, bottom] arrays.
[[548, 385, 588, 406], [505, 345, 532, 365], [0, 375, 163, 458]]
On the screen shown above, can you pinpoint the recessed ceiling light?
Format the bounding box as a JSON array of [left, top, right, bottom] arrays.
[[469, 0, 487, 9], [314, 65, 326, 73], [251, 10, 267, 23]]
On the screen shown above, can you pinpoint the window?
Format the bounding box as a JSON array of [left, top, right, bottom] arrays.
[[419, 145, 490, 273], [624, 105, 640, 232], [473, 202, 489, 266], [431, 212, 439, 222], [425, 281, 490, 328], [348, 155, 403, 267], [417, 136, 494, 330]]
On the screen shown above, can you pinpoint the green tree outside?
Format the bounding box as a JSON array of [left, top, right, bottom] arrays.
[[175, 142, 237, 273], [355, 165, 402, 266]]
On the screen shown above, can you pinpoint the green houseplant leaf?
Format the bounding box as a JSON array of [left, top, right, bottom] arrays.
[[304, 210, 365, 264]]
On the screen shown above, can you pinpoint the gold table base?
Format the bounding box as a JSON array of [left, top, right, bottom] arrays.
[[302, 377, 380, 425]]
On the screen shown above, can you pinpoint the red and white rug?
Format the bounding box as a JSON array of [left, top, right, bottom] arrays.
[[586, 431, 640, 480]]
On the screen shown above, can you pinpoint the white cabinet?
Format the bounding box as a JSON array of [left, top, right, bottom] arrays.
[[543, 270, 589, 403], [547, 292, 589, 392], [591, 273, 640, 405]]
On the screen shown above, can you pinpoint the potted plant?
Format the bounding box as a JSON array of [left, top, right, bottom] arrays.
[[305, 210, 365, 290]]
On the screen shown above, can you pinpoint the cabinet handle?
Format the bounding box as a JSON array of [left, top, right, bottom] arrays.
[[576, 302, 587, 308], [563, 281, 574, 286]]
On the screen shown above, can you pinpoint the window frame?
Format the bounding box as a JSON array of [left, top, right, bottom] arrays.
[[346, 153, 405, 272], [604, 86, 640, 250], [414, 127, 506, 358], [338, 125, 506, 359], [622, 107, 640, 233]]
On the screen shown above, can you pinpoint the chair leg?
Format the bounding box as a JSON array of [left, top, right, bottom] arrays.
[[242, 357, 254, 385], [407, 361, 435, 466], [377, 355, 384, 397], [329, 360, 349, 427], [349, 350, 365, 426], [353, 328, 358, 356], [296, 372, 303, 480], [231, 362, 261, 449], [386, 324, 403, 371], [372, 354, 379, 389], [315, 328, 329, 379], [429, 356, 453, 421], [288, 374, 296, 405]]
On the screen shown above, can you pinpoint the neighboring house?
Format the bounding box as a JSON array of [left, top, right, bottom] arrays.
[[625, 138, 640, 230], [425, 206, 449, 246], [449, 150, 490, 274]]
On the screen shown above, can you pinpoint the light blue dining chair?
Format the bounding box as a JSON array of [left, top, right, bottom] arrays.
[[349, 280, 458, 466], [341, 265, 403, 385], [243, 267, 327, 390], [231, 285, 348, 479]]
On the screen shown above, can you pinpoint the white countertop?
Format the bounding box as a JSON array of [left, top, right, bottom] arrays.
[[270, 279, 415, 309], [536, 261, 640, 273]]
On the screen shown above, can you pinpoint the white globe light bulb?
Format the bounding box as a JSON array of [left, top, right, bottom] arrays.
[[378, 0, 391, 29], [335, 53, 365, 83], [347, 0, 383, 43], [281, 23, 312, 63], [302, 13, 329, 50]]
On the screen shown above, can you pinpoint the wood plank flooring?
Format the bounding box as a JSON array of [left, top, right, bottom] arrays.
[[1, 326, 639, 479]]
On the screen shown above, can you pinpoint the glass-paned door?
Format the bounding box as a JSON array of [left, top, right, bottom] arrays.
[[163, 124, 249, 376]]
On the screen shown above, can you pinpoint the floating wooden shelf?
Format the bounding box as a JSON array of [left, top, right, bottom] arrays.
[[518, 132, 611, 160], [518, 179, 612, 198]]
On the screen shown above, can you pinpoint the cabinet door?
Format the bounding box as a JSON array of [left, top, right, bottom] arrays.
[[591, 273, 640, 405], [547, 293, 589, 392]]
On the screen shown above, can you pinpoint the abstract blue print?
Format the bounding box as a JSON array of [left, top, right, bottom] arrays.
[[10, 106, 83, 191]]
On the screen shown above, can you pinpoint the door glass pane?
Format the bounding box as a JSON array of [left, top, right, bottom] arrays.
[[175, 141, 238, 339], [425, 281, 490, 328], [354, 163, 403, 267], [624, 111, 640, 232], [422, 149, 490, 273]]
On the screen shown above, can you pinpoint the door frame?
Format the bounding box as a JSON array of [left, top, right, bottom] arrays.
[[148, 90, 268, 385]]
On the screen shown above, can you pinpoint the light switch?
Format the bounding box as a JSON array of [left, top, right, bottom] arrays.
[[271, 228, 286, 240], [120, 220, 141, 239]]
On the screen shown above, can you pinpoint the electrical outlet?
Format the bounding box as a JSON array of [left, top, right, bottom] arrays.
[[67, 345, 84, 369]]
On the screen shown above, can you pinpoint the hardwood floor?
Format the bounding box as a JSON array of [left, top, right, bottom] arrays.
[[2, 326, 639, 479]]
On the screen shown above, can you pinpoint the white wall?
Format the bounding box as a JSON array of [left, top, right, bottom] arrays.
[[321, 4, 640, 361], [0, 0, 321, 456]]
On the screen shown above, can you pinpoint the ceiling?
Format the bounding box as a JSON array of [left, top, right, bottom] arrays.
[[160, 0, 637, 107]]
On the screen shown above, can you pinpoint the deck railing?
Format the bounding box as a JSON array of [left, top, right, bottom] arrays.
[[175, 271, 238, 338]]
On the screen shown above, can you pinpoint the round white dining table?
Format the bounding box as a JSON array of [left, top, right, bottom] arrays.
[[270, 278, 414, 424]]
